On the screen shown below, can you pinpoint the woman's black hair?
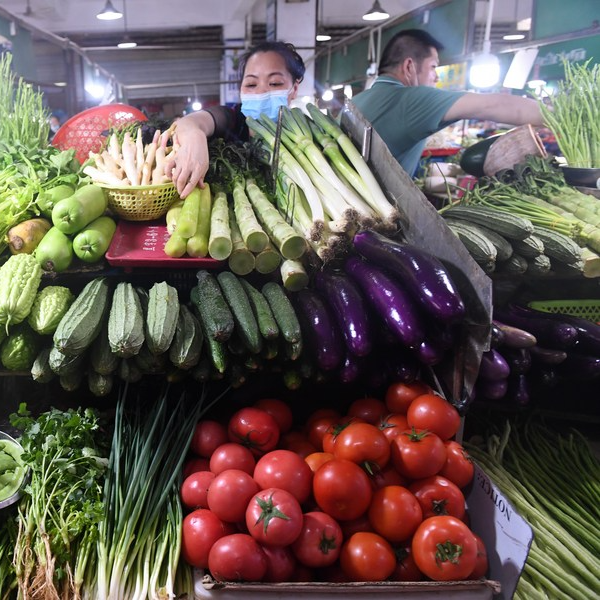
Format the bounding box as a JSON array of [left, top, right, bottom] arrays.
[[238, 41, 306, 83], [378, 29, 444, 74]]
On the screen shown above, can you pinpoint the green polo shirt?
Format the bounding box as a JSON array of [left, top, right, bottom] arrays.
[[351, 76, 466, 177]]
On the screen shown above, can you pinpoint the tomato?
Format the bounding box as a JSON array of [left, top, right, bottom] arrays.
[[369, 463, 407, 490], [322, 416, 361, 454], [207, 469, 260, 523], [182, 456, 210, 479], [246, 487, 303, 547], [306, 415, 338, 450], [388, 544, 423, 582], [378, 413, 409, 443], [208, 533, 268, 582], [180, 470, 215, 511], [468, 533, 489, 579], [305, 451, 334, 473], [347, 397, 388, 425], [283, 437, 318, 459], [261, 544, 297, 582], [209, 442, 256, 475], [181, 509, 235, 568], [291, 511, 343, 568], [305, 407, 342, 429], [409, 475, 466, 520], [340, 531, 396, 581], [439, 440, 475, 489], [312, 458, 372, 521], [253, 449, 313, 503], [411, 516, 478, 581], [385, 381, 432, 414], [253, 398, 294, 434], [367, 485, 423, 543], [228, 407, 280, 456], [339, 514, 374, 539], [332, 422, 390, 472], [190, 420, 229, 458], [390, 428, 447, 480], [406, 393, 461, 441]]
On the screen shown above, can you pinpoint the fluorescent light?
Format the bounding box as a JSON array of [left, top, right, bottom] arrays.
[[322, 89, 334, 102], [192, 100, 203, 111], [85, 83, 106, 99], [503, 32, 526, 41], [363, 0, 389, 22], [97, 0, 123, 20], [316, 30, 331, 42], [54, 81, 68, 87], [469, 52, 501, 88], [117, 37, 137, 48]]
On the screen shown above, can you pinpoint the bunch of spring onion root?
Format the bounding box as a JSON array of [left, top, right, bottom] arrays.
[[247, 103, 401, 263], [465, 419, 600, 600]]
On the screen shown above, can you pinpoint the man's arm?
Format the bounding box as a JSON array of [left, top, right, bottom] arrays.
[[444, 93, 544, 127]]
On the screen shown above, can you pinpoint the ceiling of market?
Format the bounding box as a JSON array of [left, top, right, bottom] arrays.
[[0, 0, 532, 111]]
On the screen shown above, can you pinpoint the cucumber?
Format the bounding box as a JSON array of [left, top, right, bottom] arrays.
[[217, 271, 262, 354], [240, 279, 279, 340], [53, 277, 111, 356], [261, 282, 302, 344], [192, 271, 234, 342], [108, 282, 145, 358]]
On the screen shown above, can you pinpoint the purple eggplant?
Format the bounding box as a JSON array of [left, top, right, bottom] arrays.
[[529, 345, 568, 365], [490, 322, 506, 349], [506, 374, 531, 407], [345, 256, 425, 350], [292, 288, 343, 371], [493, 320, 537, 348], [479, 349, 511, 381], [338, 352, 366, 384], [353, 230, 465, 323], [384, 349, 420, 384], [413, 337, 447, 366], [556, 353, 600, 381], [476, 377, 508, 400], [502, 347, 532, 375], [313, 270, 372, 357], [495, 307, 578, 350]]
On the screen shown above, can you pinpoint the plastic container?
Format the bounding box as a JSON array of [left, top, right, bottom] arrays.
[[0, 431, 27, 511], [528, 299, 600, 323]]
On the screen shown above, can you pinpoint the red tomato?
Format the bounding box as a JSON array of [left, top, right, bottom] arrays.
[[378, 413, 409, 443], [322, 416, 361, 454], [312, 458, 372, 521], [180, 470, 215, 511], [291, 511, 343, 568], [339, 514, 374, 538], [181, 509, 235, 568], [369, 463, 407, 490], [333, 422, 391, 472], [283, 438, 319, 459], [340, 531, 396, 581], [207, 469, 260, 523], [347, 397, 388, 425], [208, 533, 268, 582], [253, 449, 313, 504], [305, 451, 334, 473], [409, 475, 466, 520], [245, 488, 303, 547], [253, 398, 294, 434], [306, 415, 338, 450], [385, 381, 432, 414], [468, 533, 489, 579], [368, 485, 423, 543], [228, 407, 280, 456], [439, 440, 475, 489], [406, 393, 461, 441], [209, 442, 256, 475], [190, 420, 229, 458], [388, 544, 423, 582], [390, 428, 447, 480], [182, 456, 210, 479], [411, 516, 478, 581], [261, 544, 297, 582], [305, 407, 342, 428]]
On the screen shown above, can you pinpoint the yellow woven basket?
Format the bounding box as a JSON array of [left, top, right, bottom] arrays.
[[101, 182, 179, 221]]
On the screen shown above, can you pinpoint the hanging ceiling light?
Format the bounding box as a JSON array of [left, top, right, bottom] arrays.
[[117, 0, 137, 48], [469, 0, 500, 88], [316, 0, 331, 42], [96, 0, 123, 21], [362, 0, 390, 22], [503, 0, 526, 41]]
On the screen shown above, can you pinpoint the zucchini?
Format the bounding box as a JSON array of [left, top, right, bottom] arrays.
[[59, 369, 85, 392], [443, 205, 534, 241], [191, 356, 212, 383], [145, 281, 179, 355], [217, 271, 262, 354], [511, 235, 545, 258], [192, 271, 234, 342], [168, 304, 203, 370], [53, 277, 111, 356], [118, 358, 143, 383], [532, 226, 583, 265], [445, 217, 513, 262], [526, 254, 551, 276], [31, 347, 55, 383], [445, 218, 497, 273], [88, 370, 114, 397], [108, 282, 145, 358], [134, 343, 168, 374], [496, 253, 528, 275], [49, 346, 87, 376], [261, 282, 302, 344], [90, 318, 119, 375]]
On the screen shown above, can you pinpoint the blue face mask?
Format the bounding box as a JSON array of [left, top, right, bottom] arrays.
[[240, 89, 291, 121]]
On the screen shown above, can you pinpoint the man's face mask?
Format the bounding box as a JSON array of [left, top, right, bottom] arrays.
[[240, 88, 291, 121]]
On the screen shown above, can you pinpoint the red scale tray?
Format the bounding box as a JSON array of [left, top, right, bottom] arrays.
[[105, 220, 221, 271]]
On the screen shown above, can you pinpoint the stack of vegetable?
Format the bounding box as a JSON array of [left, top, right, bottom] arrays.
[[179, 382, 489, 585], [466, 419, 600, 600], [474, 304, 600, 406]]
